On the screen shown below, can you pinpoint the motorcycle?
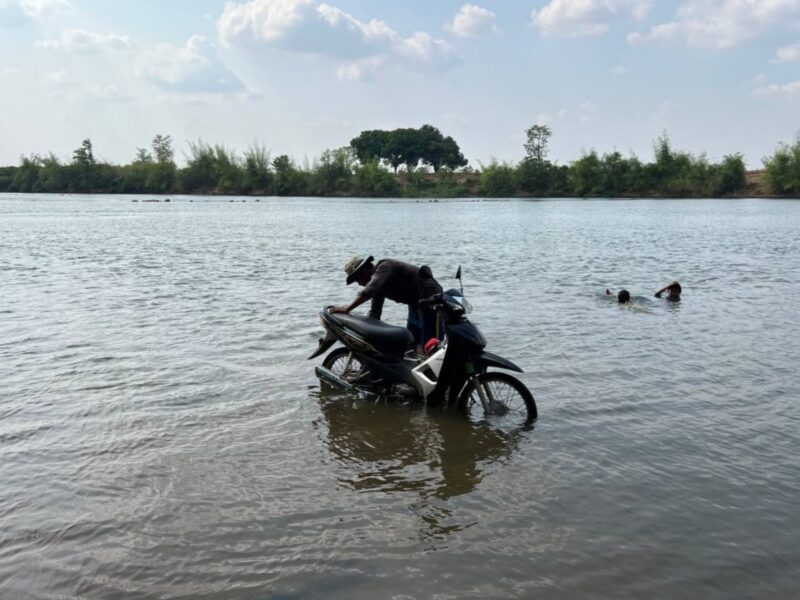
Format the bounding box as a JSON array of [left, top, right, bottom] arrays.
[[309, 270, 537, 424]]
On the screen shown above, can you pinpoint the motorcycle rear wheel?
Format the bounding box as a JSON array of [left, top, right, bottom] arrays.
[[322, 347, 366, 382], [458, 372, 537, 424]]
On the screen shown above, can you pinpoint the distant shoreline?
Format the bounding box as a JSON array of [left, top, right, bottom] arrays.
[[3, 132, 799, 198]]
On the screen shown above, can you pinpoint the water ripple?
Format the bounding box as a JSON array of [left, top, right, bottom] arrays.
[[1, 195, 799, 599]]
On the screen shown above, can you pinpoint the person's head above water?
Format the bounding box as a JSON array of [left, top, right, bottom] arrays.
[[655, 281, 681, 301], [617, 289, 631, 304]]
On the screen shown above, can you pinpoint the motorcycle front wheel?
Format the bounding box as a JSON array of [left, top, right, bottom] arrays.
[[458, 372, 537, 424], [322, 347, 366, 383]]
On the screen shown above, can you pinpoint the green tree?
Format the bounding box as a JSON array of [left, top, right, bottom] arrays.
[[242, 143, 272, 192], [478, 162, 517, 197], [350, 130, 389, 164], [73, 139, 95, 166], [11, 155, 42, 192], [524, 124, 552, 164], [69, 139, 99, 191], [0, 166, 16, 192], [180, 141, 217, 191], [384, 128, 422, 173], [353, 159, 399, 196], [152, 134, 174, 164], [272, 154, 306, 195], [212, 145, 242, 192], [764, 135, 800, 194], [36, 153, 68, 192], [439, 136, 468, 171], [418, 125, 467, 172], [570, 151, 603, 197], [519, 124, 555, 195], [135, 148, 153, 163], [312, 147, 356, 194]]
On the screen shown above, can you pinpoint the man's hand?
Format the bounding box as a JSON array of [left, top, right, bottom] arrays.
[[655, 291, 662, 298], [330, 305, 349, 314]]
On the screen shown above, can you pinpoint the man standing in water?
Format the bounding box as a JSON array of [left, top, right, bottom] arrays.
[[655, 281, 682, 301], [331, 255, 442, 347]]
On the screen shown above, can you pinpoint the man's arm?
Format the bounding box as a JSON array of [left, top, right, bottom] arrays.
[[368, 295, 385, 320], [330, 294, 368, 314], [654, 282, 672, 298], [331, 261, 390, 315]]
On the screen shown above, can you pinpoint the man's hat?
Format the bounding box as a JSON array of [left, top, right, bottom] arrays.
[[344, 255, 374, 285]]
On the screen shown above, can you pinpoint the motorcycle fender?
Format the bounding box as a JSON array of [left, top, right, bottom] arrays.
[[477, 351, 523, 373], [308, 330, 337, 360]]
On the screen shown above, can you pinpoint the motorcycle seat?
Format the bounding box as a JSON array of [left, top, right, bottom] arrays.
[[333, 313, 413, 357]]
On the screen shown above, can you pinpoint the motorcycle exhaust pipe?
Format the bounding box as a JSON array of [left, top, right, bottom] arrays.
[[315, 366, 357, 392]]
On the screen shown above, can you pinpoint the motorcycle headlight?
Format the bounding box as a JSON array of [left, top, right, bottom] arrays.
[[446, 300, 465, 315], [447, 295, 472, 314]]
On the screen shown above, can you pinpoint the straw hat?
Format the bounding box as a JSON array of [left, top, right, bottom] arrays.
[[344, 255, 374, 285]]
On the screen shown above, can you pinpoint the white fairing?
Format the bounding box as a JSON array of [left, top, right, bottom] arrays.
[[411, 346, 447, 398]]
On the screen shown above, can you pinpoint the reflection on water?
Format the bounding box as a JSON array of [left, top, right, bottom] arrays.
[[315, 387, 529, 540]]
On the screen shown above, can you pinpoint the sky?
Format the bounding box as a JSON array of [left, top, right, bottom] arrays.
[[2, 0, 800, 169]]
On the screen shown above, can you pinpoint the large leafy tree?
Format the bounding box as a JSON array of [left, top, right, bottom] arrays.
[[387, 128, 423, 172], [350, 130, 388, 164], [351, 125, 467, 173], [439, 136, 467, 171], [417, 124, 467, 171]]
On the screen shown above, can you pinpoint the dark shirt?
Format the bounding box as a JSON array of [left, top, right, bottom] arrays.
[[359, 259, 421, 319]]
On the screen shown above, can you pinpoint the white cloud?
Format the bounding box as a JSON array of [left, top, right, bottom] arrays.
[[218, 0, 460, 79], [139, 35, 248, 94], [44, 68, 77, 88], [773, 43, 800, 63], [611, 65, 628, 76], [0, 0, 69, 27], [2, 66, 20, 76], [336, 56, 384, 82], [753, 79, 800, 95], [394, 31, 459, 70], [628, 0, 800, 49], [445, 4, 501, 38], [219, 0, 314, 42], [36, 29, 134, 52], [20, 0, 70, 17], [532, 0, 652, 37]]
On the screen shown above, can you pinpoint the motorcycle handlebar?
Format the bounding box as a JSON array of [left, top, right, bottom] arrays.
[[418, 293, 443, 308]]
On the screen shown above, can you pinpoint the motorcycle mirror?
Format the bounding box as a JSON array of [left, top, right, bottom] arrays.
[[455, 265, 463, 294]]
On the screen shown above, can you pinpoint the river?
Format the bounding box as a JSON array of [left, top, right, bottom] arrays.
[[1, 195, 798, 599]]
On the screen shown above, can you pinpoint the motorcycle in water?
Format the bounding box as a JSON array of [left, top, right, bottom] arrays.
[[309, 272, 537, 424]]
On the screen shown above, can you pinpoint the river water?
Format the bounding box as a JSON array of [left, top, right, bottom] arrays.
[[1, 194, 798, 599]]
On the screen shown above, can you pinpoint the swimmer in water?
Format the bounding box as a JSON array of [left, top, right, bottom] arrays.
[[655, 281, 681, 302], [606, 289, 631, 304]]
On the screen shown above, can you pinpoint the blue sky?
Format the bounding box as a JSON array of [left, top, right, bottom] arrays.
[[1, 0, 800, 168]]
